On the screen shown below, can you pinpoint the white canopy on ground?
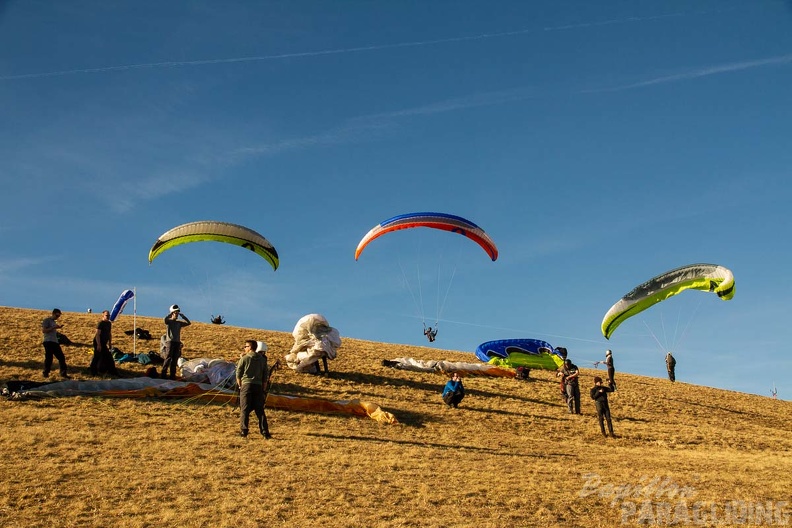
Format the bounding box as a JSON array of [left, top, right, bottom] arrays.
[[285, 314, 341, 373], [382, 357, 515, 377], [179, 357, 236, 388]]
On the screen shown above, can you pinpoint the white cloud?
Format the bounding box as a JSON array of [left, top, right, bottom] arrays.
[[0, 255, 58, 275]]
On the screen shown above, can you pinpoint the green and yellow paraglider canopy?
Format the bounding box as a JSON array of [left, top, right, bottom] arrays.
[[601, 263, 734, 340], [148, 220, 279, 270]]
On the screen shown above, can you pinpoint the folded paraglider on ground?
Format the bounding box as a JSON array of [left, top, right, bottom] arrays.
[[285, 314, 341, 374]]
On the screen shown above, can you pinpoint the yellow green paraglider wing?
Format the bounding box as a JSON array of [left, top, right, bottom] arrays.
[[148, 221, 278, 270], [601, 263, 734, 340]]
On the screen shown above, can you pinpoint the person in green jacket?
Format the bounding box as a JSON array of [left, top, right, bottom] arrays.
[[236, 339, 271, 439]]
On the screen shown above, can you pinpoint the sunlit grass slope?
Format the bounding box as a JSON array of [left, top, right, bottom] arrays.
[[0, 307, 789, 527]]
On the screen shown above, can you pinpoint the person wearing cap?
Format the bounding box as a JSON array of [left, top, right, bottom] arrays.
[[604, 349, 616, 390], [161, 304, 191, 380], [41, 308, 70, 379], [666, 352, 676, 382], [236, 339, 271, 439], [590, 376, 616, 437]]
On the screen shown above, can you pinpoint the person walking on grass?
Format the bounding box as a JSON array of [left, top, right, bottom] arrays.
[[236, 339, 272, 439], [590, 376, 616, 437], [41, 308, 70, 379], [161, 304, 191, 380]]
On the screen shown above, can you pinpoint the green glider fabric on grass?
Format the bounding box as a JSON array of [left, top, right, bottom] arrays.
[[601, 263, 735, 340], [148, 220, 279, 270], [487, 351, 565, 371]]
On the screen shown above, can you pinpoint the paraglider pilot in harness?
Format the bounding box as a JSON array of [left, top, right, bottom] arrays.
[[423, 324, 438, 343]]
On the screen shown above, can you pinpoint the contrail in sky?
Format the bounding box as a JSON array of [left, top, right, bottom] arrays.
[[586, 53, 792, 92], [0, 11, 692, 81]]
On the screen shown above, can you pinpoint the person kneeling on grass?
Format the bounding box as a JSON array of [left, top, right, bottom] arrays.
[[442, 372, 465, 408]]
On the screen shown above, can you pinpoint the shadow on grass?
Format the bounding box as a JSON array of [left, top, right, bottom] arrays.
[[0, 359, 45, 371], [0, 358, 142, 380], [380, 407, 429, 427], [305, 432, 578, 458], [317, 371, 567, 406], [615, 415, 650, 423], [466, 388, 563, 407], [460, 406, 568, 421], [667, 398, 750, 415], [323, 370, 449, 393]]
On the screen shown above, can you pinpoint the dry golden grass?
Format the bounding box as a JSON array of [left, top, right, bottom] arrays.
[[0, 306, 790, 528]]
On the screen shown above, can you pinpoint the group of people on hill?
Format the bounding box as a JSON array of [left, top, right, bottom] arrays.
[[40, 304, 275, 440], [557, 348, 617, 437], [38, 306, 682, 442], [39, 304, 194, 380], [438, 346, 624, 437]]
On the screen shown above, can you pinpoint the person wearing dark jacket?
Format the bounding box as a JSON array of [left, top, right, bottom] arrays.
[[236, 339, 271, 439], [604, 349, 616, 390], [666, 351, 676, 382], [590, 376, 615, 437], [442, 372, 465, 408], [91, 310, 119, 377]]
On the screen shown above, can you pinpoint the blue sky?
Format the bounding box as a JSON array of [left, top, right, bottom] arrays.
[[1, 1, 790, 398]]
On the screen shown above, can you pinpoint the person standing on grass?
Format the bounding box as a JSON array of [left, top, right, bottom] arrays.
[[161, 304, 190, 380], [442, 372, 465, 408], [590, 376, 616, 437], [236, 339, 271, 439], [91, 310, 119, 377], [41, 308, 70, 379], [666, 351, 676, 382], [604, 349, 616, 390], [562, 359, 581, 414]]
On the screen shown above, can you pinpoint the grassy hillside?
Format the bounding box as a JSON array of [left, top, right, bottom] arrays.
[[1, 307, 789, 527]]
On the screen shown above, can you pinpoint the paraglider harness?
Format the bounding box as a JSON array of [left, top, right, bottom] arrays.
[[264, 360, 280, 400], [124, 328, 152, 340], [515, 366, 530, 380]]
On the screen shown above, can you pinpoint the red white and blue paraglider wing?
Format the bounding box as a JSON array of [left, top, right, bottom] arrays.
[[354, 212, 498, 261]]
